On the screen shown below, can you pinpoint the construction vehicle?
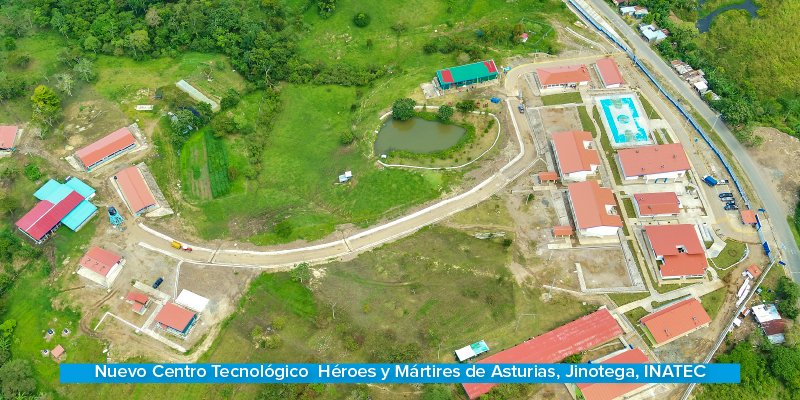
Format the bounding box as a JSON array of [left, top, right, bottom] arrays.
[[108, 207, 125, 231], [171, 240, 192, 252]]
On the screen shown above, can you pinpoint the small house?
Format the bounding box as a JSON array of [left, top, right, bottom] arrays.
[[51, 345, 65, 361]]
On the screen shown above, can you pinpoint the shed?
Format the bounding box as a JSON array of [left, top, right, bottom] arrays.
[[77, 247, 124, 288], [553, 226, 574, 237], [538, 171, 559, 182], [740, 209, 757, 225], [51, 345, 65, 360], [454, 340, 489, 362], [113, 166, 158, 216], [0, 125, 18, 150], [436, 60, 498, 90], [126, 291, 151, 314], [75, 127, 137, 171], [175, 289, 210, 313], [155, 303, 198, 337]]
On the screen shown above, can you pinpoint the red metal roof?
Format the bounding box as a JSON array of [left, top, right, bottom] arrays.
[[440, 69, 454, 84], [763, 319, 786, 336], [644, 224, 707, 277], [79, 246, 122, 277], [595, 58, 624, 87], [633, 192, 680, 216], [618, 144, 690, 178], [740, 209, 757, 225], [114, 166, 157, 214], [155, 303, 196, 331], [0, 125, 17, 148], [51, 344, 65, 358], [483, 60, 497, 73], [567, 181, 622, 230], [126, 291, 149, 305], [577, 348, 649, 400], [539, 171, 559, 181], [75, 127, 136, 168], [641, 298, 710, 345], [462, 309, 622, 399], [536, 64, 591, 86], [553, 226, 574, 236], [553, 131, 599, 174], [15, 191, 85, 241], [747, 264, 762, 278]]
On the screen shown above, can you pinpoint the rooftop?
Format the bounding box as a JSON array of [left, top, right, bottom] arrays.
[[553, 226, 574, 237], [436, 60, 498, 84], [75, 127, 136, 168], [462, 309, 622, 399], [740, 209, 757, 224], [577, 348, 649, 400], [126, 291, 149, 305], [753, 303, 781, 324], [633, 192, 680, 216], [618, 144, 690, 178], [114, 166, 157, 214], [746, 264, 762, 278], [0, 125, 17, 148], [567, 181, 623, 230], [155, 303, 196, 332], [640, 298, 711, 345], [552, 131, 599, 174], [762, 319, 786, 336], [51, 344, 65, 358], [15, 191, 85, 241], [79, 247, 122, 277], [538, 171, 559, 181], [644, 224, 707, 277], [595, 58, 624, 87], [536, 64, 591, 86]]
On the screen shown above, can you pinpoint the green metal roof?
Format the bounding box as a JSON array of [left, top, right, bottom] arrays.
[[437, 60, 498, 85]]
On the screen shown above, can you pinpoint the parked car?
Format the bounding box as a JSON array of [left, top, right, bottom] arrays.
[[720, 197, 735, 203], [518, 104, 525, 113], [724, 203, 739, 211], [153, 277, 164, 289], [718, 193, 734, 199]]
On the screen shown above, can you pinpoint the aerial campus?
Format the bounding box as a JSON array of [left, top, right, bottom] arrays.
[[0, 0, 797, 399]]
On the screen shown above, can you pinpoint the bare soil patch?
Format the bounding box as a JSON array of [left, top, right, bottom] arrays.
[[747, 127, 800, 214]]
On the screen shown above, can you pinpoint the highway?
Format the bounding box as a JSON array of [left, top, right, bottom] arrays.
[[580, 0, 800, 273]]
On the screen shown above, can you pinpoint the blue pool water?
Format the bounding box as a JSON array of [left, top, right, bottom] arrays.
[[599, 97, 649, 146]]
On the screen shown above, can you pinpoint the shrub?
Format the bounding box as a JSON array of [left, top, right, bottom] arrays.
[[23, 164, 41, 182], [436, 105, 454, 122], [339, 131, 355, 145], [353, 12, 371, 28], [392, 98, 416, 121], [220, 88, 241, 109], [455, 99, 476, 113]]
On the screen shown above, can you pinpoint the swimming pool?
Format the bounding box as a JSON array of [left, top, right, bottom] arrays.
[[597, 95, 651, 147]]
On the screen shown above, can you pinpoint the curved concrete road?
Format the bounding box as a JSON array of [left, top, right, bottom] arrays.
[[580, 0, 800, 272], [135, 96, 539, 267]]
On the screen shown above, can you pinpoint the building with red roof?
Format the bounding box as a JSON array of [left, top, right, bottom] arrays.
[[552, 131, 599, 181], [643, 224, 707, 279], [538, 171, 559, 183], [15, 191, 85, 243], [435, 60, 498, 90], [576, 348, 650, 400], [567, 181, 622, 237], [746, 265, 762, 279], [113, 165, 158, 216], [617, 144, 690, 182], [126, 291, 151, 315], [632, 192, 681, 217], [51, 344, 66, 361], [75, 127, 137, 171], [155, 303, 198, 338], [77, 246, 124, 288], [462, 308, 622, 399], [595, 58, 624, 89], [740, 209, 757, 225], [640, 298, 711, 347], [553, 226, 574, 237], [536, 64, 591, 89], [0, 125, 18, 150]]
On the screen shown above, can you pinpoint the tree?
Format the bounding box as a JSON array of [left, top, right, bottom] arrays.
[[392, 98, 416, 121], [776, 276, 800, 319], [30, 85, 62, 129], [318, 0, 337, 19], [73, 58, 96, 82], [83, 35, 100, 54], [436, 105, 454, 122], [339, 131, 355, 145], [290, 263, 311, 284], [126, 29, 150, 58], [0, 359, 36, 398], [54, 73, 75, 96], [353, 12, 371, 28], [220, 88, 241, 109], [455, 99, 476, 113], [170, 109, 197, 136], [769, 346, 800, 391]]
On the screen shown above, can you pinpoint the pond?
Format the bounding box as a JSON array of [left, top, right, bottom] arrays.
[[696, 0, 758, 33], [374, 117, 466, 155]]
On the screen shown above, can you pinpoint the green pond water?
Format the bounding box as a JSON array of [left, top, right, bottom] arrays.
[[374, 117, 466, 155]]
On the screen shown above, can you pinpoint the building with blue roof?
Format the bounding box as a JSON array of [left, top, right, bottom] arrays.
[[30, 178, 98, 233], [64, 178, 96, 199], [62, 201, 97, 231]]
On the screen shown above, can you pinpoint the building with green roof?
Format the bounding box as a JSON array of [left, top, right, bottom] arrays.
[[436, 60, 499, 90]]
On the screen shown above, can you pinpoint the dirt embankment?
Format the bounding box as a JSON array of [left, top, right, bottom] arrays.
[[747, 127, 800, 214]]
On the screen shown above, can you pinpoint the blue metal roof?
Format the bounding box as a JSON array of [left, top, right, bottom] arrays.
[[61, 201, 97, 231], [34, 180, 73, 203], [65, 178, 96, 198]]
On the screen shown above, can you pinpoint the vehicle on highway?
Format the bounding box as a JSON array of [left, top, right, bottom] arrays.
[[718, 193, 734, 199], [518, 104, 525, 114]]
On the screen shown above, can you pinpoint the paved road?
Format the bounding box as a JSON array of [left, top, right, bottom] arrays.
[[581, 0, 800, 273], [135, 96, 540, 267]]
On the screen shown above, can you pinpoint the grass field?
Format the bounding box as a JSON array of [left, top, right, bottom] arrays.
[[607, 292, 650, 307], [577, 105, 597, 137], [711, 239, 747, 275], [637, 93, 661, 120], [179, 130, 232, 200], [701, 288, 727, 320], [621, 198, 636, 218], [541, 92, 583, 106]]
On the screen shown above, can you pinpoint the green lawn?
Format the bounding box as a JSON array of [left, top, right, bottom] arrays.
[[621, 198, 637, 218], [595, 107, 622, 185], [637, 93, 660, 120], [701, 288, 727, 320], [607, 292, 650, 307], [711, 239, 747, 276], [541, 92, 582, 106], [577, 105, 597, 137]]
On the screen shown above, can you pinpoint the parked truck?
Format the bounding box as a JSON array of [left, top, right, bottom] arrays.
[[171, 240, 193, 252], [703, 175, 718, 187]]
